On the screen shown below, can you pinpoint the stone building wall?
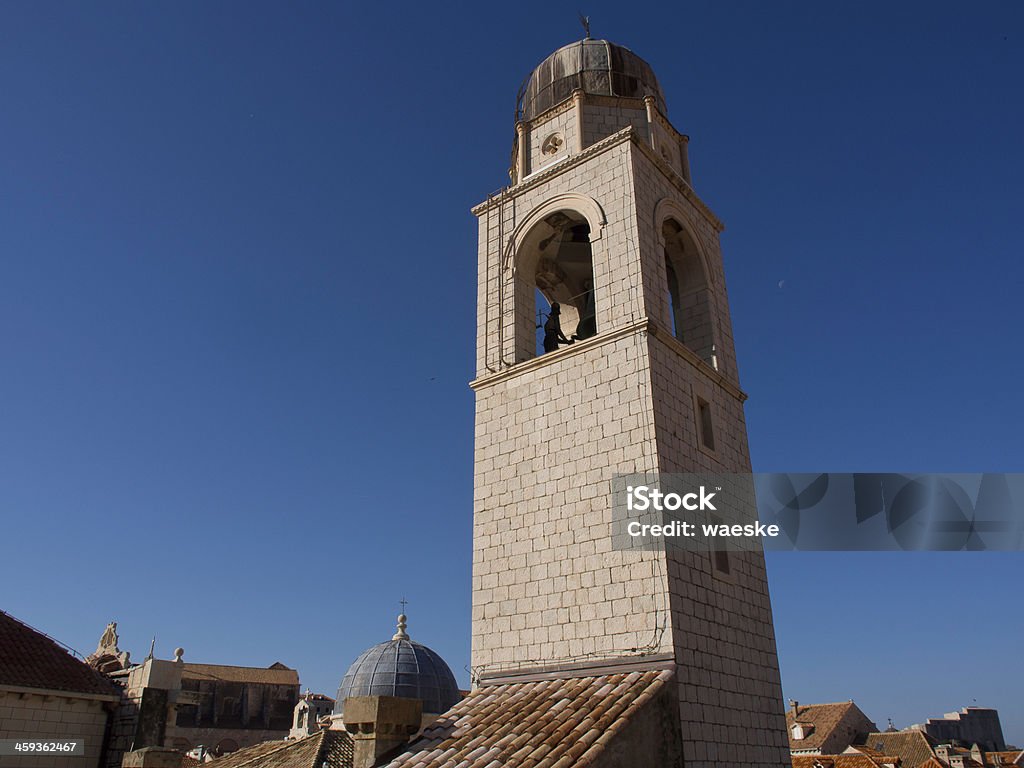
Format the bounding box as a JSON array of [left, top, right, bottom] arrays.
[[0, 690, 111, 768], [922, 708, 1006, 751], [475, 134, 648, 375], [471, 114, 789, 766], [526, 103, 578, 174], [471, 331, 670, 671], [581, 101, 648, 149]]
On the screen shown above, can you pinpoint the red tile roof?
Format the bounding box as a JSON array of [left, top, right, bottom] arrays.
[[382, 668, 674, 768], [788, 701, 875, 752], [984, 752, 1024, 767], [206, 731, 353, 768], [853, 733, 938, 768], [0, 610, 120, 698], [182, 662, 299, 686], [793, 754, 901, 768]]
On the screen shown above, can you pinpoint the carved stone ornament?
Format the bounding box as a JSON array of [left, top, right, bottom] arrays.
[[541, 133, 564, 156], [97, 621, 119, 654], [86, 621, 132, 674]]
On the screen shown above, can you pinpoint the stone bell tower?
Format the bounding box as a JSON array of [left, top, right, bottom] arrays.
[[470, 39, 788, 767]]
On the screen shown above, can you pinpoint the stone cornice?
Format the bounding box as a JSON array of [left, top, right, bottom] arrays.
[[575, 93, 648, 112], [472, 127, 635, 216], [652, 107, 687, 144], [633, 140, 725, 233], [470, 317, 747, 403], [479, 653, 675, 685], [0, 683, 121, 703], [470, 317, 649, 391], [526, 97, 575, 126], [524, 93, 648, 129], [473, 128, 724, 235], [647, 321, 747, 402]]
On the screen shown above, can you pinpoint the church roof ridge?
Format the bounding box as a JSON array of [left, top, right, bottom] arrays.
[[0, 610, 120, 699]]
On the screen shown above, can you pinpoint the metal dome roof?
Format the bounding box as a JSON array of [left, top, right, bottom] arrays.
[[335, 615, 460, 717], [519, 39, 666, 121]]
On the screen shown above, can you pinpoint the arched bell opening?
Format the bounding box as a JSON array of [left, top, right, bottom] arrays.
[[514, 209, 598, 361], [662, 218, 715, 365]]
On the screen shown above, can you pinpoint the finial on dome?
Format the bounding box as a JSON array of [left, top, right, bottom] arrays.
[[578, 12, 591, 40], [393, 612, 409, 641]]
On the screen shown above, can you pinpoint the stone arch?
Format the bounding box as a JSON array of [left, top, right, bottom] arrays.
[[653, 197, 717, 364], [653, 198, 714, 285], [504, 193, 606, 270], [506, 195, 605, 362]]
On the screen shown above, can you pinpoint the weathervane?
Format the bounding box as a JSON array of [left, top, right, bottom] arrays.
[[578, 12, 591, 40]]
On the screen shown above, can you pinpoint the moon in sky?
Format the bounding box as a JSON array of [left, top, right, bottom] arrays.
[[778, 280, 786, 289]]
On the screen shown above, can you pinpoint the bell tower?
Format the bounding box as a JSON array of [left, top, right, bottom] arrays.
[[470, 39, 788, 766]]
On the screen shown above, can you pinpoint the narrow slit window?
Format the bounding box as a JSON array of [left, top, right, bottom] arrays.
[[708, 513, 731, 577], [697, 398, 715, 452], [713, 548, 731, 575]]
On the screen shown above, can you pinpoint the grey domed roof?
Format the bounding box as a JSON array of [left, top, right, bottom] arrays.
[[519, 39, 666, 121], [335, 615, 460, 716]]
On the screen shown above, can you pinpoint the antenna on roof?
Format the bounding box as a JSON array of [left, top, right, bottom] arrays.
[[578, 12, 591, 40]]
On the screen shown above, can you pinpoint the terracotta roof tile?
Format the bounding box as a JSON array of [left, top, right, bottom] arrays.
[[0, 610, 120, 698], [205, 741, 287, 768], [853, 733, 938, 768], [788, 702, 871, 752], [382, 668, 673, 768], [984, 752, 1024, 767], [853, 748, 893, 759], [206, 731, 353, 768], [793, 754, 901, 768], [182, 662, 299, 686]]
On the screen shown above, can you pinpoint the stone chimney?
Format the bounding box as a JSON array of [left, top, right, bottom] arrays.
[[971, 745, 984, 765], [344, 695, 422, 768]]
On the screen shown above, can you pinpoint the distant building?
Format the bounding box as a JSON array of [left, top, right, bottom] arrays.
[[290, 692, 335, 739], [911, 709, 1007, 752], [206, 613, 460, 768], [0, 610, 121, 768], [851, 731, 940, 768], [103, 645, 299, 760], [788, 700, 878, 755], [932, 744, 1024, 768]]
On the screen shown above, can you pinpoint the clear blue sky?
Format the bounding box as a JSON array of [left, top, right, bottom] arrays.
[[2, 0, 1022, 746]]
